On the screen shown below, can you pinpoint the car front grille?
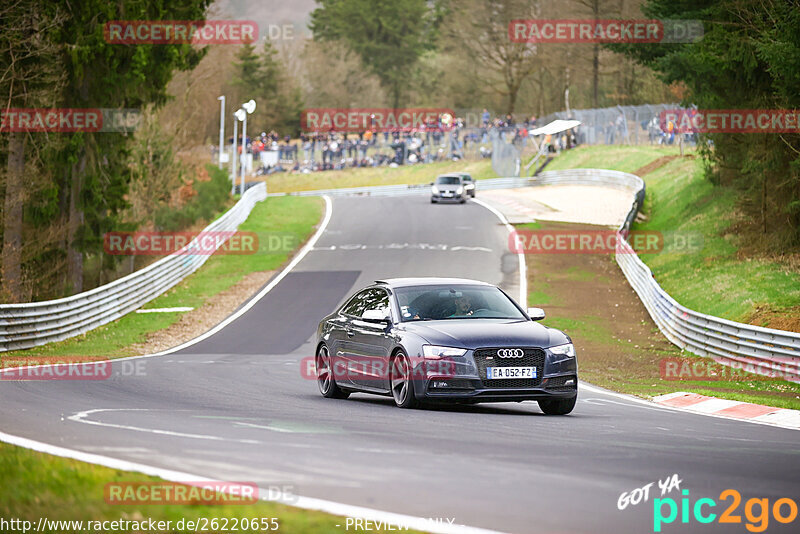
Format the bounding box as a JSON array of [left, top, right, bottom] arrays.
[[474, 348, 545, 388]]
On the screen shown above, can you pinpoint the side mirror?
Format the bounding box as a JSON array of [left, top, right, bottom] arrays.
[[362, 309, 392, 325], [527, 307, 546, 321]]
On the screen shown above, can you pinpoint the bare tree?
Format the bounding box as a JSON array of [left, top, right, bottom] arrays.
[[446, 0, 542, 115], [0, 1, 65, 302]]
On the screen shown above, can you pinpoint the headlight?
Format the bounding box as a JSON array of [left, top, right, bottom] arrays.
[[456, 186, 464, 195], [465, 183, 474, 189], [423, 345, 467, 359], [431, 185, 439, 194], [549, 343, 575, 357]]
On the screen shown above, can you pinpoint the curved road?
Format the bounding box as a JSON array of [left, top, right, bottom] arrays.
[[1, 196, 798, 533]]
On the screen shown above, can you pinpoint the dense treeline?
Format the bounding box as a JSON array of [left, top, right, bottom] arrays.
[[0, 0, 211, 302], [616, 0, 800, 249]]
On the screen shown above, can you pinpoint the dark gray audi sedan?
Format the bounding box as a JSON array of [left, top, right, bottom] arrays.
[[315, 278, 578, 414]]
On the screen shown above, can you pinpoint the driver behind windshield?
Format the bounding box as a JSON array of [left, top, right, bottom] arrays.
[[450, 294, 475, 317]]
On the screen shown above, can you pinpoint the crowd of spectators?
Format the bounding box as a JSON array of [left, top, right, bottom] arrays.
[[220, 110, 583, 177]]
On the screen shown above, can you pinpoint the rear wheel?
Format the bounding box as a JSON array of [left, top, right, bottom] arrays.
[[316, 345, 349, 399], [390, 351, 418, 409], [538, 396, 576, 415]]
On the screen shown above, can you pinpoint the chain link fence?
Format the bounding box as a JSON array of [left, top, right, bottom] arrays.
[[488, 103, 691, 176]]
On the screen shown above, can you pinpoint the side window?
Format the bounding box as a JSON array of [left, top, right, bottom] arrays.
[[361, 289, 390, 317], [341, 288, 390, 318], [341, 290, 372, 317]]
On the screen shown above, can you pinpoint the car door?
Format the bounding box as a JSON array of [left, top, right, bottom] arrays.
[[335, 289, 373, 388], [349, 288, 394, 392]]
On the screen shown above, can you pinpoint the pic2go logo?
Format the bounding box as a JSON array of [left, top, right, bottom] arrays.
[[653, 489, 798, 532]]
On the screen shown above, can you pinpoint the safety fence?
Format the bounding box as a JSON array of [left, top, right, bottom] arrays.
[[0, 183, 267, 352]]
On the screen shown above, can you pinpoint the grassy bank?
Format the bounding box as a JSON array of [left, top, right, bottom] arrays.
[[2, 196, 323, 361], [525, 220, 800, 410], [543, 145, 800, 330], [263, 159, 495, 194], [0, 441, 419, 533]]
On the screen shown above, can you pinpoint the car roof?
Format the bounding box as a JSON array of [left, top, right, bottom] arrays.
[[435, 174, 462, 180], [375, 277, 493, 288]]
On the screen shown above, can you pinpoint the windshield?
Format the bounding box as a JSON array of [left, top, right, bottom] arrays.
[[435, 176, 461, 185], [461, 175, 473, 182], [395, 285, 526, 322]]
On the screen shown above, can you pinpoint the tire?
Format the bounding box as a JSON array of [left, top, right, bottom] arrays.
[[538, 396, 576, 415], [316, 345, 350, 399], [390, 351, 418, 409], [460, 198, 466, 204], [430, 198, 437, 204]]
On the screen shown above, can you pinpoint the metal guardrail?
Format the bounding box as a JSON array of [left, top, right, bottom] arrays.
[[271, 170, 800, 382], [542, 169, 800, 382], [0, 182, 267, 352]]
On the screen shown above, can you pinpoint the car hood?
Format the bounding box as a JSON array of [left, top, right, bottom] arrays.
[[401, 319, 568, 349]]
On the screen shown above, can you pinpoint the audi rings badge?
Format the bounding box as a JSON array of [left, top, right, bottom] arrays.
[[497, 349, 524, 358]]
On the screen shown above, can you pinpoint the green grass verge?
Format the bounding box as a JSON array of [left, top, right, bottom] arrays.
[[3, 196, 323, 360], [545, 144, 682, 173], [0, 441, 420, 533], [635, 158, 800, 323], [263, 159, 495, 194], [544, 144, 800, 326]]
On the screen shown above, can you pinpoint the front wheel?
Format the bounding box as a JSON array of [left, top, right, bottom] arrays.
[[390, 351, 418, 409], [538, 396, 576, 415], [316, 345, 350, 399]]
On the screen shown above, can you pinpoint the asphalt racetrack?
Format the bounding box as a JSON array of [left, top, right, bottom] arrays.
[[1, 196, 798, 533]]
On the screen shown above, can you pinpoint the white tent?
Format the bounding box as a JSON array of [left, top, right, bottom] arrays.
[[530, 119, 581, 137], [525, 119, 582, 175]]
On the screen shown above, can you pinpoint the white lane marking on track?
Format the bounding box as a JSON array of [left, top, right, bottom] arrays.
[[471, 198, 527, 307], [67, 409, 262, 444], [234, 421, 342, 434], [0, 430, 509, 534], [312, 243, 492, 252]]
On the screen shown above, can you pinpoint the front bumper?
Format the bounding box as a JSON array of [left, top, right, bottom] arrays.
[[431, 192, 464, 202], [413, 347, 578, 403], [420, 375, 577, 403]]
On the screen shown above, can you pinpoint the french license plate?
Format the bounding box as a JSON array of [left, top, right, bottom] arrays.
[[486, 366, 536, 379], [442, 192, 453, 197]]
